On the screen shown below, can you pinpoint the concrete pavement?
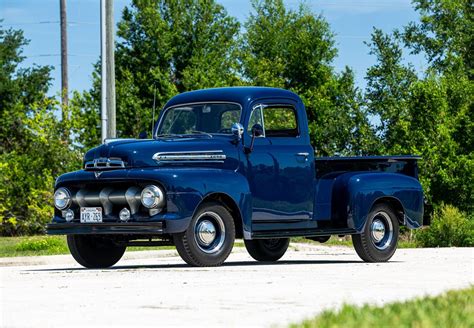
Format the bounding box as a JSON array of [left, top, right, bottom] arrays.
[[1, 245, 473, 327]]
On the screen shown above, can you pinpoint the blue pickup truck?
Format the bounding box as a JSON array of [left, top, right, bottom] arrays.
[[48, 87, 425, 268]]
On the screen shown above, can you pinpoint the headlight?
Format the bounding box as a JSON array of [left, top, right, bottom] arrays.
[[54, 187, 72, 210], [141, 185, 165, 209]]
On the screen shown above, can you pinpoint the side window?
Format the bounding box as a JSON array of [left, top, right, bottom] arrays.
[[263, 106, 298, 137], [248, 106, 263, 134]]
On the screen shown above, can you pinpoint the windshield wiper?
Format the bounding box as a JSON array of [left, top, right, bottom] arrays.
[[155, 133, 185, 139], [189, 131, 213, 138]]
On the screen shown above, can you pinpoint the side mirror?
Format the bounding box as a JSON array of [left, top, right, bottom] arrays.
[[246, 123, 264, 153], [251, 124, 264, 137], [138, 131, 148, 139], [231, 123, 244, 140]]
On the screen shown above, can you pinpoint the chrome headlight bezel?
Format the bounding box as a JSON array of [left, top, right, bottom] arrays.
[[140, 185, 165, 209], [54, 187, 72, 210]]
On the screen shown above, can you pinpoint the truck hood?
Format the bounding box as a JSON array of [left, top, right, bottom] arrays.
[[83, 137, 240, 170]]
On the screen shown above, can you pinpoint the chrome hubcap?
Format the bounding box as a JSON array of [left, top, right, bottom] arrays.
[[196, 220, 217, 246], [194, 211, 225, 254], [370, 211, 394, 250], [371, 219, 385, 242]]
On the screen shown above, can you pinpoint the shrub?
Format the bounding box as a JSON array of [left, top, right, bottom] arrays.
[[415, 204, 473, 247]]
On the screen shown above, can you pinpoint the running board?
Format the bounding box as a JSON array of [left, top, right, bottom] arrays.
[[251, 228, 357, 239]]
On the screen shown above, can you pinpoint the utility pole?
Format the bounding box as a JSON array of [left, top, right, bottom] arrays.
[[100, 0, 116, 142], [100, 0, 107, 142], [105, 0, 116, 139], [60, 0, 68, 136]]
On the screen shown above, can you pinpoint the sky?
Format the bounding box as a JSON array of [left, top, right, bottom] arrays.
[[1, 0, 426, 99]]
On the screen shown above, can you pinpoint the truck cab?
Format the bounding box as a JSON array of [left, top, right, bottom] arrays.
[[48, 87, 424, 268]]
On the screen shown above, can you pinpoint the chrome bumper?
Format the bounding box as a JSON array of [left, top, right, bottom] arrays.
[[46, 222, 164, 235]]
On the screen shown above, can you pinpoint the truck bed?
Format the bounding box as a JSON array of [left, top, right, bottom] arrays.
[[313, 155, 421, 226], [315, 155, 421, 180]]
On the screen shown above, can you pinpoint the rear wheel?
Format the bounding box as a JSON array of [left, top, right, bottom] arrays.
[[352, 203, 399, 262], [67, 235, 126, 268], [244, 238, 290, 262], [173, 202, 235, 267]]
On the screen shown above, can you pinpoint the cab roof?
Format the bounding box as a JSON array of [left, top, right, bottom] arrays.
[[164, 87, 302, 109]]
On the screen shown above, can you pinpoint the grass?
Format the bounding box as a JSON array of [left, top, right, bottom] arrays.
[[290, 286, 474, 328], [0, 235, 244, 258], [0, 234, 415, 258], [292, 234, 418, 249], [0, 231, 418, 258], [0, 236, 69, 257]]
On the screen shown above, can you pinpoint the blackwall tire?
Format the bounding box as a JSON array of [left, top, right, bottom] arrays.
[[352, 203, 399, 262], [244, 238, 290, 262], [67, 235, 126, 268], [173, 202, 235, 267]]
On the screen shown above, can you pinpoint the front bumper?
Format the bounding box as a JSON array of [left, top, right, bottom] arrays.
[[47, 222, 164, 235], [51, 168, 204, 235]]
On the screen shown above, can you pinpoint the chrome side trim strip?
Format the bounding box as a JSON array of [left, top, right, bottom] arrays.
[[103, 138, 137, 145], [152, 150, 226, 163]]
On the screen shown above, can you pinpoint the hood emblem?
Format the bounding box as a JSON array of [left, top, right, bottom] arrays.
[[152, 150, 226, 164], [84, 157, 126, 171], [94, 171, 103, 178]]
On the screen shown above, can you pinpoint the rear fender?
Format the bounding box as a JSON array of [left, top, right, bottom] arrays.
[[333, 172, 424, 232]]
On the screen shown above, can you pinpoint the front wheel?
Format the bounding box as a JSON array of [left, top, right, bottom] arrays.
[[244, 238, 290, 262], [67, 235, 126, 268], [352, 203, 399, 262], [173, 202, 235, 267]]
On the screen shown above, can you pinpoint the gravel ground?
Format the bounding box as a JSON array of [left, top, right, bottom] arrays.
[[1, 245, 473, 327]]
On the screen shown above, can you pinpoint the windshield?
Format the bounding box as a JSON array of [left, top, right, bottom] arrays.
[[156, 103, 241, 136]]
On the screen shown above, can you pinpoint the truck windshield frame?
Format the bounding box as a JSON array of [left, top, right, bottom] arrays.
[[155, 101, 242, 138]]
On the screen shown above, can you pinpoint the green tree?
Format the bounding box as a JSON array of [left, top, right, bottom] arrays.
[[364, 29, 418, 151], [72, 0, 242, 148], [402, 0, 473, 164], [402, 0, 473, 78], [0, 25, 81, 235], [364, 8, 473, 211], [0, 26, 51, 153], [241, 0, 376, 155]]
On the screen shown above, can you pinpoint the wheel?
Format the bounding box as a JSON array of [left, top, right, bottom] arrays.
[[67, 235, 126, 268], [244, 238, 290, 262], [352, 203, 399, 262], [173, 202, 235, 267]]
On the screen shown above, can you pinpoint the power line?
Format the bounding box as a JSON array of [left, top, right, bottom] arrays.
[[25, 54, 97, 58], [5, 21, 59, 25], [336, 35, 371, 39], [5, 21, 98, 26], [312, 1, 412, 7]]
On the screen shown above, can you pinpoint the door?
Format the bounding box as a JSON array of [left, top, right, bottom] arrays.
[[245, 101, 314, 222]]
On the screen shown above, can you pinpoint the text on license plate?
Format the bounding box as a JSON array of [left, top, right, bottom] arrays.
[[80, 207, 103, 223]]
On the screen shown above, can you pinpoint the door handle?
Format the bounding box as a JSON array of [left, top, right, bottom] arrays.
[[296, 152, 309, 161], [296, 152, 309, 157]]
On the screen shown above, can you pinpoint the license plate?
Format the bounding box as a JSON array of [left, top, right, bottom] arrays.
[[80, 207, 103, 223]]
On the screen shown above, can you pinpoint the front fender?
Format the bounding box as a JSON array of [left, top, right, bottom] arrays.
[[332, 172, 424, 232], [151, 168, 252, 234]]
